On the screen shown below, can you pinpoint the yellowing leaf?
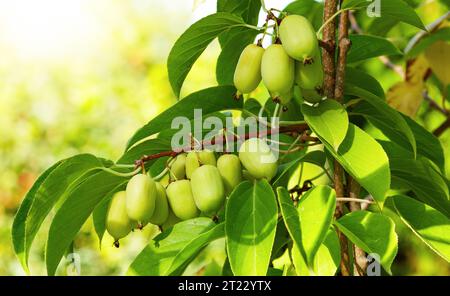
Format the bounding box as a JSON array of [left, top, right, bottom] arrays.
[[424, 41, 450, 86], [406, 55, 429, 84], [387, 81, 424, 117]]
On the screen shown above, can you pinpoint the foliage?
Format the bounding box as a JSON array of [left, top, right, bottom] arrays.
[[5, 0, 450, 276]]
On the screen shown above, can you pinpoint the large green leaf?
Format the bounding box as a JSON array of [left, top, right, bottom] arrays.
[[217, 0, 260, 26], [346, 84, 416, 157], [370, 115, 445, 173], [322, 123, 390, 207], [45, 170, 129, 275], [125, 86, 240, 150], [347, 34, 402, 64], [388, 157, 450, 218], [217, 0, 261, 46], [390, 195, 450, 262], [128, 218, 216, 275], [273, 150, 326, 187], [216, 28, 258, 85], [283, 0, 323, 30], [226, 180, 278, 275], [302, 100, 349, 149], [335, 211, 398, 274], [166, 223, 225, 275], [119, 138, 171, 165], [345, 67, 385, 99], [11, 160, 62, 273], [291, 229, 341, 276], [12, 154, 103, 272], [167, 13, 244, 96], [342, 0, 425, 30], [277, 186, 336, 266]]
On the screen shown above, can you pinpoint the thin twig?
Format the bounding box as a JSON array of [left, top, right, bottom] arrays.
[[336, 197, 374, 204], [433, 117, 450, 137], [424, 90, 449, 116], [134, 124, 310, 168]]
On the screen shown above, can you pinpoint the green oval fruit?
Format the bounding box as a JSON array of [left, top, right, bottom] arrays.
[[217, 154, 242, 195], [170, 154, 186, 180], [106, 191, 132, 242], [191, 165, 225, 213], [300, 87, 323, 104], [185, 151, 200, 179], [198, 150, 216, 166], [261, 44, 295, 97], [295, 52, 323, 90], [126, 174, 157, 222], [279, 15, 318, 62], [148, 183, 169, 225], [278, 90, 293, 105], [161, 208, 181, 231], [234, 44, 265, 94], [239, 138, 278, 180], [166, 180, 199, 220]]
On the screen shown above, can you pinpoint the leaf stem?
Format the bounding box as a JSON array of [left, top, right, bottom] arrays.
[[98, 166, 140, 178]]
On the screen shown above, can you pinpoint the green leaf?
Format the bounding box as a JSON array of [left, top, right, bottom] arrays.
[[283, 0, 316, 16], [167, 13, 244, 96], [407, 27, 450, 58], [302, 100, 349, 149], [346, 84, 416, 157], [125, 85, 240, 150], [388, 157, 450, 218], [342, 0, 425, 30], [368, 17, 400, 36], [12, 154, 103, 273], [347, 34, 402, 64], [323, 124, 390, 207], [166, 223, 225, 275], [92, 182, 127, 246], [217, 0, 261, 26], [12, 160, 63, 273], [277, 186, 336, 266], [335, 211, 398, 274], [291, 229, 341, 276], [283, 0, 324, 30], [273, 150, 326, 187], [119, 138, 171, 165], [390, 195, 450, 262], [217, 0, 261, 46], [45, 171, 129, 275], [367, 113, 445, 172], [345, 67, 385, 99], [216, 28, 258, 85], [226, 180, 278, 275], [128, 218, 215, 275]]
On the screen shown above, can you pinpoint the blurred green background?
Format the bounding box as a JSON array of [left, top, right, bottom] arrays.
[[0, 0, 448, 275]]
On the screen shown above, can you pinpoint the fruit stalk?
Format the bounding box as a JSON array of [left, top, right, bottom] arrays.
[[134, 123, 309, 168]]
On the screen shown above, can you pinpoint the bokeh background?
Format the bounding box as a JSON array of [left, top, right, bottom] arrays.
[[0, 0, 448, 275]]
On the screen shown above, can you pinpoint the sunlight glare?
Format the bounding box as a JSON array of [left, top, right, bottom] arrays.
[[0, 0, 102, 61]]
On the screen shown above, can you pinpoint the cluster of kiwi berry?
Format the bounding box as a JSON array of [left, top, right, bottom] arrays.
[[106, 137, 278, 247], [234, 15, 324, 104]]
